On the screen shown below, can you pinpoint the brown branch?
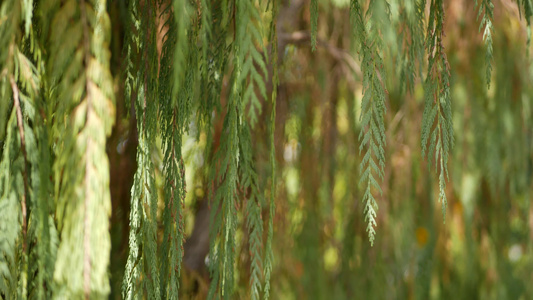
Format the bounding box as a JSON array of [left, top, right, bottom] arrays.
[[278, 30, 362, 77], [9, 75, 28, 255]]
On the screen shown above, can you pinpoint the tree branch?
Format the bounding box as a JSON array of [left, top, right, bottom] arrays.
[[279, 30, 362, 77]]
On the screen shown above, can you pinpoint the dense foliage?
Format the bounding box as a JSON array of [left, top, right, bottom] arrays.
[[1, 0, 532, 299]]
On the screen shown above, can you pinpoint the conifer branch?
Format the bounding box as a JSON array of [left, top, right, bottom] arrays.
[[158, 0, 192, 292], [351, 0, 388, 246], [9, 76, 28, 256], [421, 0, 454, 219], [236, 0, 267, 126], [47, 0, 115, 297], [516, 0, 533, 49], [1, 4, 50, 296], [0, 109, 23, 299], [0, 0, 18, 160], [476, 0, 494, 88], [264, 0, 278, 296], [123, 0, 161, 298], [122, 2, 144, 295], [79, 1, 93, 297], [240, 125, 263, 300], [208, 51, 242, 300], [1, 1, 532, 299], [397, 0, 426, 93]]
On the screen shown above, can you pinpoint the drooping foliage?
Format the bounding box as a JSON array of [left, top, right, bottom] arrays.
[[421, 0, 454, 220], [350, 0, 389, 245], [1, 0, 533, 299], [157, 1, 191, 298], [264, 1, 279, 298], [476, 0, 494, 88], [121, 1, 161, 299], [48, 0, 115, 297]]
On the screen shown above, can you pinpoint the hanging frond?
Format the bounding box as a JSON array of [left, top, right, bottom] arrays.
[[158, 81, 188, 300], [27, 108, 56, 300], [476, 0, 494, 88], [158, 0, 195, 296], [421, 0, 454, 220], [19, 25, 55, 300], [0, 111, 24, 299], [239, 124, 263, 300], [1, 1, 56, 297], [0, 2, 30, 297], [208, 60, 242, 300], [414, 0, 427, 77], [46, 0, 115, 297], [123, 103, 160, 300], [264, 0, 278, 297], [122, 0, 161, 299], [198, 0, 229, 159], [170, 0, 192, 104], [397, 0, 426, 94], [236, 0, 268, 126], [1, 0, 532, 299], [0, 0, 18, 147], [517, 0, 533, 48], [351, 0, 388, 246]]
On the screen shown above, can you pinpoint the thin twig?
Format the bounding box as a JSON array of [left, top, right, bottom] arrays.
[[279, 30, 362, 77]]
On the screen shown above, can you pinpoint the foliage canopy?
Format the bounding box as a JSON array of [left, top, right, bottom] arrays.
[[1, 0, 533, 299]]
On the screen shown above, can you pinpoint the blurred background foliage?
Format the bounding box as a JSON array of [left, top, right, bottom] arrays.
[[153, 0, 532, 298], [252, 1, 533, 299], [1, 0, 532, 299]]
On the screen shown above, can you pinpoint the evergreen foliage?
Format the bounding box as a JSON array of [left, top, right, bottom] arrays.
[[240, 124, 263, 300], [1, 0, 533, 299], [517, 0, 533, 47], [351, 0, 389, 246], [207, 67, 241, 299], [0, 105, 25, 299], [476, 0, 494, 88], [0, 1, 27, 297], [122, 1, 160, 299], [158, 0, 194, 297], [421, 0, 454, 220], [264, 1, 279, 298], [236, 0, 268, 126], [46, 0, 115, 297]]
